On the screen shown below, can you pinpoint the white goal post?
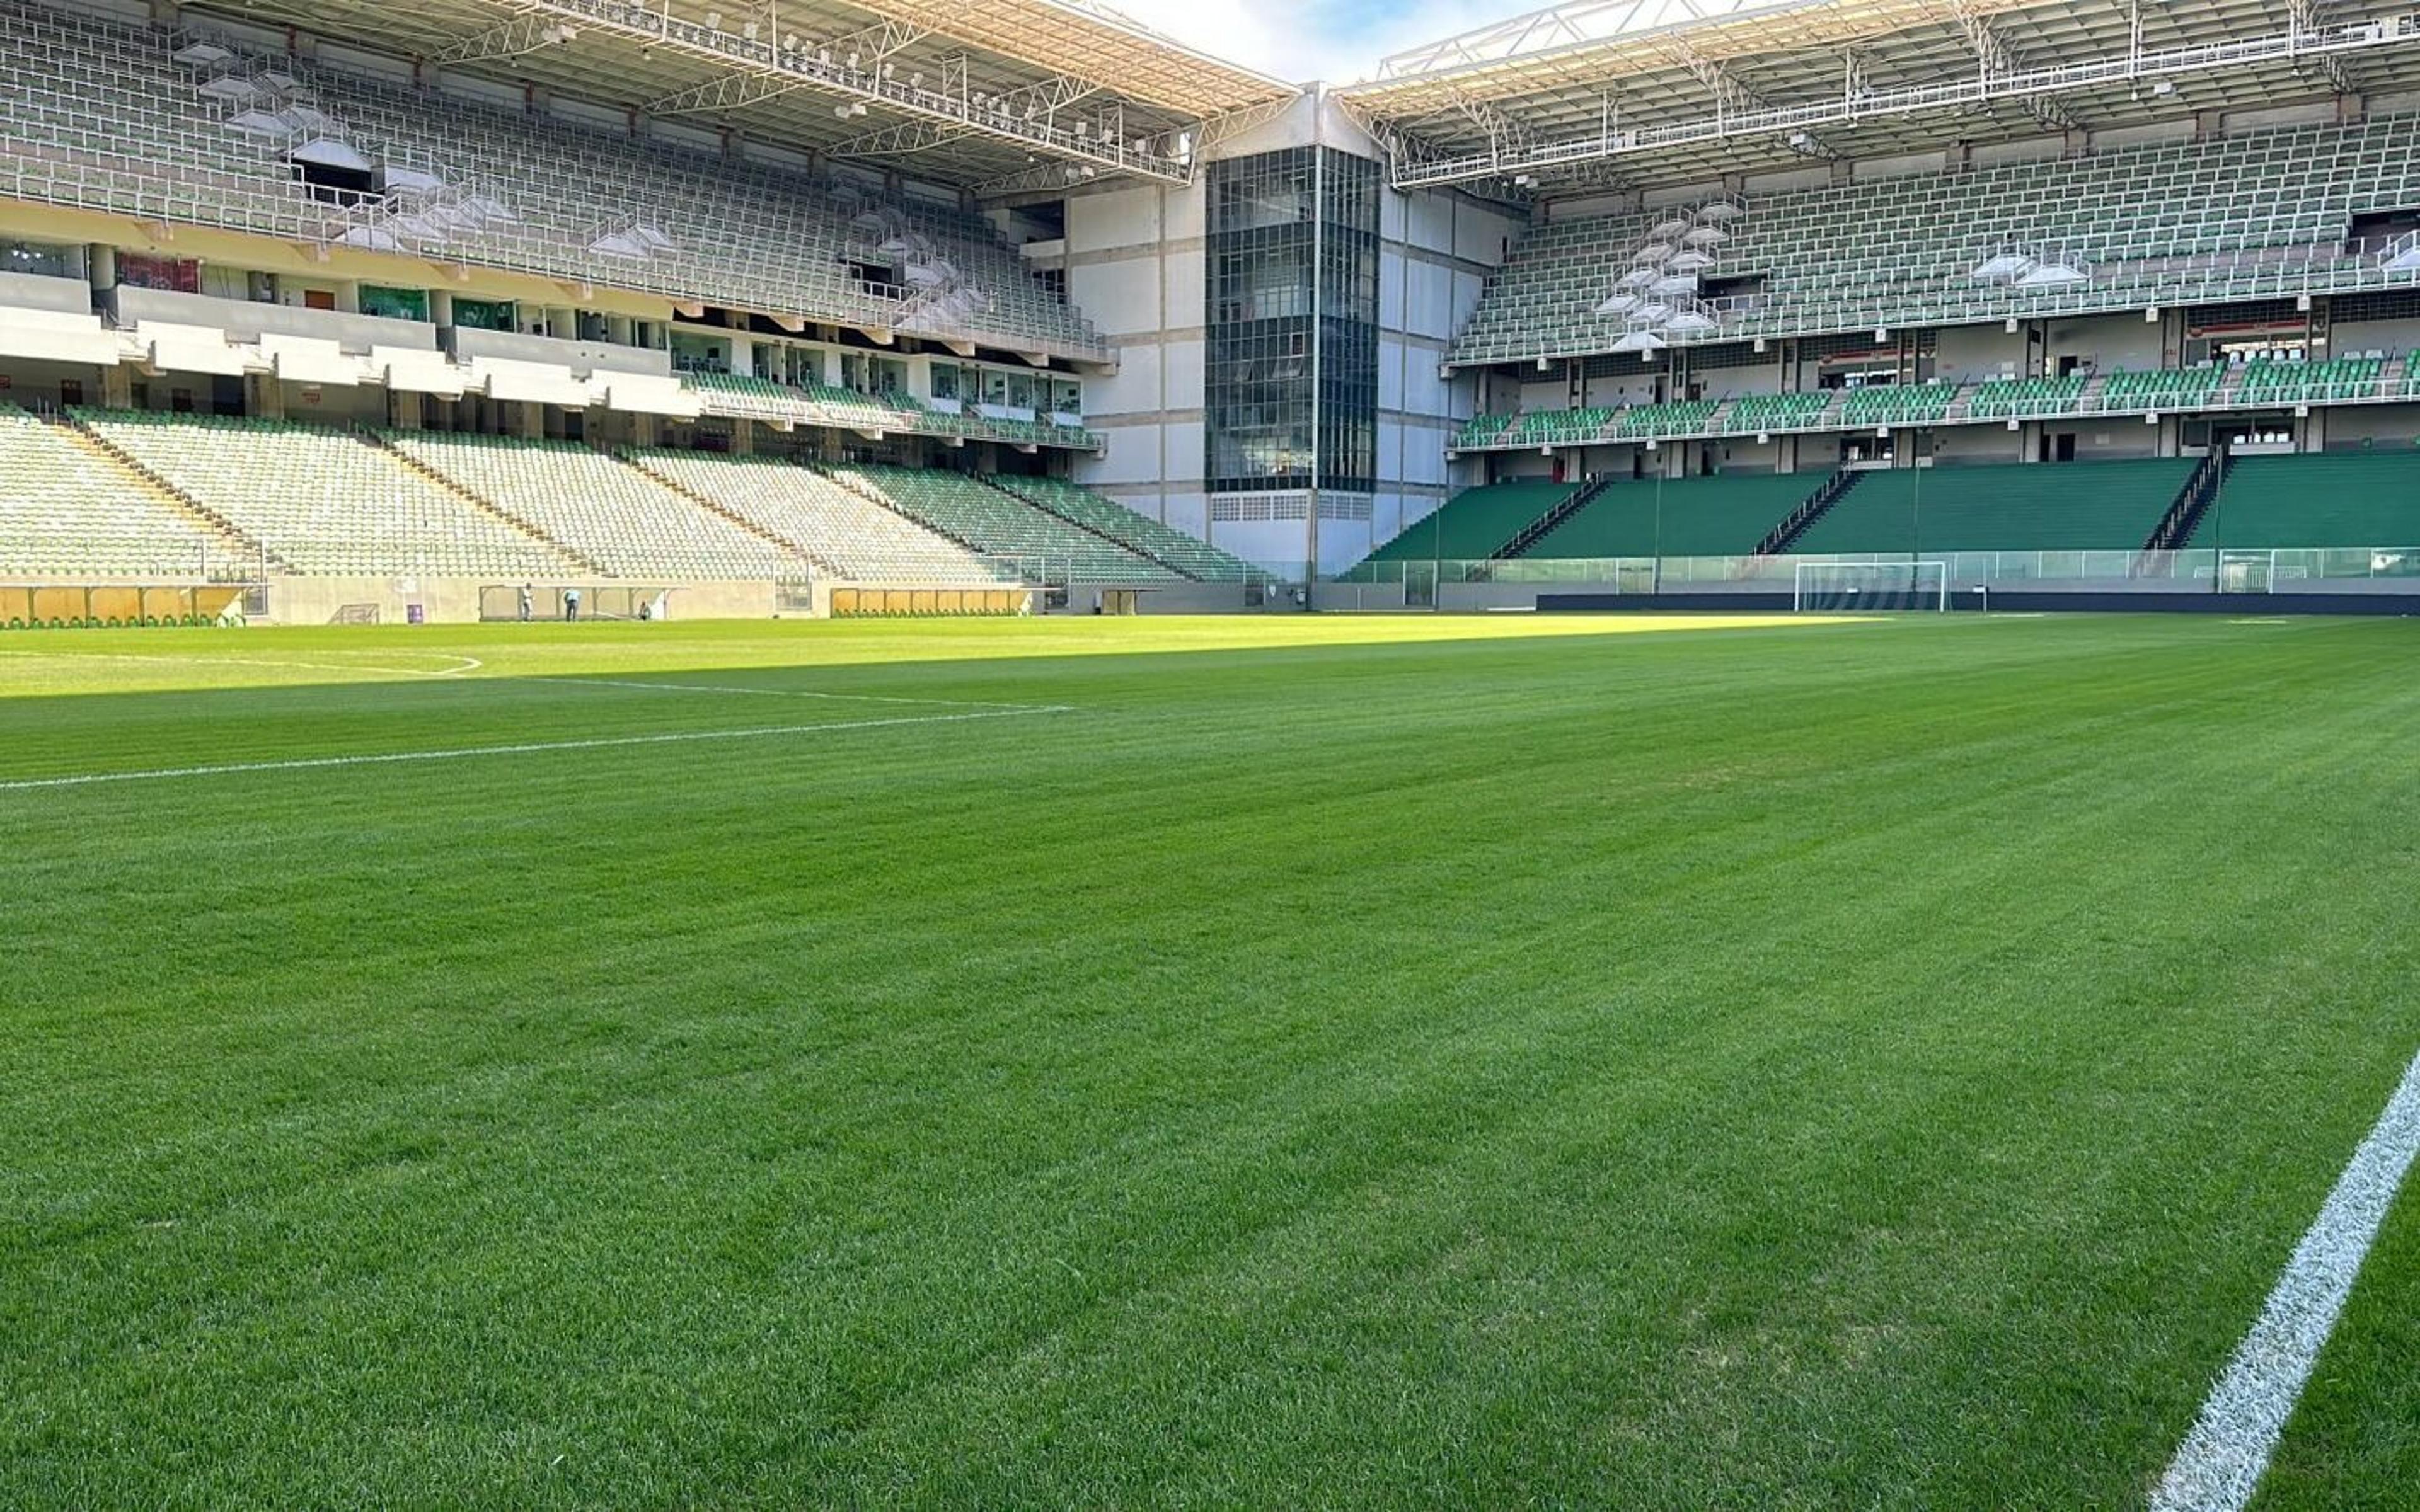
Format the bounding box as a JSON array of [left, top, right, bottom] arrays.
[[1794, 561, 1950, 612]]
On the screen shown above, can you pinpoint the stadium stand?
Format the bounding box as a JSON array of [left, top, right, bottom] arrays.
[[1360, 481, 1579, 563], [1617, 401, 1720, 440], [2104, 367, 2226, 411], [2238, 357, 2385, 406], [1839, 383, 1959, 429], [0, 0, 1105, 362], [1789, 459, 2200, 554], [388, 433, 805, 580], [75, 410, 582, 579], [833, 466, 1181, 583], [623, 450, 1018, 585], [986, 476, 1262, 581], [1970, 377, 2087, 420], [2189, 452, 2420, 548], [1525, 472, 1828, 559], [0, 407, 257, 579], [1725, 392, 1835, 433], [1452, 115, 2420, 366]]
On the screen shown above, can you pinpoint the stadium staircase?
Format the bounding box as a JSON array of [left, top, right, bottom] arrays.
[[367, 432, 610, 576], [1495, 476, 1615, 559], [602, 450, 842, 579], [2144, 450, 2232, 554], [978, 475, 1254, 581], [57, 411, 282, 576], [1755, 469, 1860, 555], [2178, 450, 2420, 547]]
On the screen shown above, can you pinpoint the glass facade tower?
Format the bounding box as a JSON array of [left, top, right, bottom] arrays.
[[1203, 147, 1380, 498]]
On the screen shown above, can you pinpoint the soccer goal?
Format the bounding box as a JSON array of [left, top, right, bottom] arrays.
[[1794, 560, 1949, 612]]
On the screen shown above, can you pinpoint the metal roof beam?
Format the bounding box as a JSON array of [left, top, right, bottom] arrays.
[[1380, 9, 2420, 189], [454, 0, 1193, 182], [2286, 0, 2354, 93], [435, 13, 580, 64], [1671, 42, 1836, 158], [1947, 3, 2080, 132]]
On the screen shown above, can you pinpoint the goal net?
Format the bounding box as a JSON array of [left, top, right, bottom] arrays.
[[1794, 560, 1949, 612]]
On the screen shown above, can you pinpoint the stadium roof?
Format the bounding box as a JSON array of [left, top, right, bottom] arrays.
[[1339, 0, 2420, 191], [185, 0, 1298, 194]]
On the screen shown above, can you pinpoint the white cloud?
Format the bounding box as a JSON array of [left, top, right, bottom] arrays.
[[1101, 0, 1516, 87]]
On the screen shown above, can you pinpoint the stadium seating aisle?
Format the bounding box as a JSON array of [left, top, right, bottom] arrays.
[[623, 450, 1018, 585], [1359, 481, 1579, 564], [985, 476, 1262, 581], [2189, 452, 2420, 549], [75, 410, 582, 579], [1525, 472, 1827, 559], [0, 407, 256, 579], [834, 466, 1180, 583], [1789, 459, 2198, 554], [388, 432, 807, 580]]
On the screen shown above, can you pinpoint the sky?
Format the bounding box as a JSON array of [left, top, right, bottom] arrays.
[[1100, 0, 1523, 86]]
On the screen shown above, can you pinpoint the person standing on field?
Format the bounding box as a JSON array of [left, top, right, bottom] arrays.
[[518, 583, 533, 621], [563, 587, 581, 622]]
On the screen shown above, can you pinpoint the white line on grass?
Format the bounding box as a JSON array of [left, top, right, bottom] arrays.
[[511, 674, 1042, 710], [2150, 1043, 2420, 1512], [0, 704, 1072, 793], [0, 649, 485, 678]]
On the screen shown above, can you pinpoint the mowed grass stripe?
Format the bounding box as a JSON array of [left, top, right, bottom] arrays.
[[1, 615, 2416, 1507]]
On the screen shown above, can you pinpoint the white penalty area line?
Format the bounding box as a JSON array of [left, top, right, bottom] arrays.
[[2150, 1043, 2420, 1512], [510, 674, 1040, 710], [0, 648, 486, 678], [0, 704, 1071, 793]]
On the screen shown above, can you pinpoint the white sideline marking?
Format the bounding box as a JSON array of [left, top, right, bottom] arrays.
[[0, 649, 485, 678], [2150, 1043, 2420, 1512], [0, 705, 1071, 793], [512, 674, 1038, 710]]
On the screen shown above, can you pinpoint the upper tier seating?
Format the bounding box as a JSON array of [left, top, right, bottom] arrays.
[[1504, 408, 1615, 448], [2105, 367, 2225, 410], [1789, 459, 2198, 554], [623, 450, 1017, 585], [1455, 115, 2420, 364], [834, 466, 1178, 584], [0, 407, 254, 578], [1617, 400, 1720, 439], [1525, 472, 1829, 558], [1452, 413, 1516, 449], [986, 476, 1260, 581], [77, 410, 579, 578], [2187, 451, 2420, 548], [389, 432, 805, 580], [1726, 391, 1834, 432], [1971, 376, 2087, 419], [2238, 357, 2384, 406], [0, 0, 1102, 360], [1839, 382, 1958, 429], [1363, 481, 1578, 564]]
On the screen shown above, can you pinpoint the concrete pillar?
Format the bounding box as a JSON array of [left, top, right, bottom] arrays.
[[88, 244, 117, 294], [248, 373, 287, 420], [608, 314, 635, 348], [335, 280, 361, 314], [429, 289, 454, 327], [100, 362, 135, 408], [732, 420, 756, 455]]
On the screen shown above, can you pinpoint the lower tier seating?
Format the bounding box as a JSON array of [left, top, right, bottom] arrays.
[[1790, 458, 2197, 554], [834, 466, 1178, 583], [390, 432, 807, 580], [986, 476, 1259, 581], [1528, 472, 1829, 558], [1365, 481, 1579, 563], [78, 410, 580, 578], [624, 450, 1016, 584], [2186, 450, 2420, 548], [0, 408, 254, 578]]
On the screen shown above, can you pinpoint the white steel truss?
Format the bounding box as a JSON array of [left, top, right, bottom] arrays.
[[457, 0, 1195, 181], [1378, 11, 2420, 190]]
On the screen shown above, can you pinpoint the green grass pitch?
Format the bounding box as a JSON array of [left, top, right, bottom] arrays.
[[3, 612, 2417, 1508]]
